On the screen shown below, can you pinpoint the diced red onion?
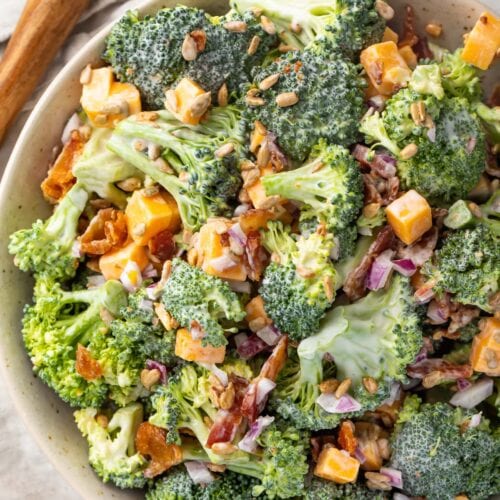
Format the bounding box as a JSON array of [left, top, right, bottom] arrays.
[[466, 136, 477, 153], [71, 240, 82, 258], [414, 285, 435, 304], [380, 467, 403, 488], [209, 255, 237, 272], [469, 412, 482, 428], [256, 326, 281, 346], [414, 347, 428, 364], [426, 300, 448, 324], [450, 378, 493, 409], [228, 223, 247, 246], [237, 334, 268, 359], [190, 324, 205, 340], [380, 382, 401, 406], [234, 203, 251, 216], [427, 127, 436, 143], [225, 279, 252, 294], [233, 332, 248, 349], [316, 393, 362, 414], [145, 359, 168, 384], [139, 298, 154, 313], [145, 283, 161, 300], [367, 95, 385, 111], [199, 363, 228, 387], [238, 415, 275, 453], [119, 260, 143, 292], [457, 378, 472, 392], [142, 264, 158, 279], [184, 461, 214, 485], [87, 274, 106, 288], [366, 249, 395, 290], [393, 494, 410, 500], [256, 378, 276, 405], [392, 258, 416, 277], [354, 446, 366, 464], [61, 112, 82, 144]]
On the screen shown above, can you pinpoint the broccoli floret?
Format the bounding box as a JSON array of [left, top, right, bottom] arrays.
[[201, 470, 260, 499], [245, 47, 365, 161], [305, 477, 386, 499], [360, 88, 487, 204], [103, 7, 277, 108], [390, 402, 500, 499], [22, 277, 127, 407], [108, 108, 246, 230], [161, 258, 245, 347], [357, 206, 386, 236], [475, 102, 500, 145], [259, 221, 337, 341], [231, 0, 384, 60], [439, 48, 482, 102], [9, 183, 88, 280], [72, 128, 141, 209], [422, 224, 499, 312], [149, 364, 309, 498], [74, 403, 147, 489], [271, 274, 423, 430], [146, 465, 197, 499], [409, 64, 445, 100], [262, 142, 363, 257]]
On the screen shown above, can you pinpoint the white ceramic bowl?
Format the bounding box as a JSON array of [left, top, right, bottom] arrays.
[[0, 0, 498, 497]]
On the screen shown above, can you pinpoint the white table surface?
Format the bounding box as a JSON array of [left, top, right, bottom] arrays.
[[0, 0, 498, 498]]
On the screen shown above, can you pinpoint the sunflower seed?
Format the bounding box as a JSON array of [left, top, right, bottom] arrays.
[[215, 143, 235, 158], [400, 143, 418, 160], [247, 35, 261, 55], [375, 0, 394, 20], [79, 64, 92, 85], [259, 73, 280, 91], [260, 15, 276, 34], [276, 91, 299, 107], [189, 92, 211, 117], [217, 83, 228, 107], [224, 20, 247, 32], [182, 33, 198, 61], [165, 89, 178, 113]]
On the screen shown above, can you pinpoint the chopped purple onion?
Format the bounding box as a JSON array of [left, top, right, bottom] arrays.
[[233, 332, 248, 349], [184, 461, 214, 485], [456, 378, 472, 392], [238, 415, 275, 453], [199, 362, 229, 386], [139, 298, 154, 313], [393, 494, 410, 500], [256, 378, 276, 405], [237, 334, 269, 359], [380, 382, 401, 406], [145, 359, 168, 384], [426, 299, 448, 324], [354, 446, 366, 464], [380, 467, 403, 488], [234, 203, 251, 216], [316, 393, 362, 414], [392, 258, 416, 277], [256, 325, 281, 346], [468, 412, 482, 428], [142, 264, 158, 279], [367, 95, 386, 111], [145, 283, 161, 300], [71, 240, 82, 258], [366, 249, 395, 290], [228, 223, 247, 246], [209, 255, 237, 272], [450, 378, 493, 409], [87, 274, 106, 288], [225, 279, 252, 294]]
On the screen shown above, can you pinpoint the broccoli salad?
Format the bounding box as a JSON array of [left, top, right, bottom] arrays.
[[8, 1, 500, 498]]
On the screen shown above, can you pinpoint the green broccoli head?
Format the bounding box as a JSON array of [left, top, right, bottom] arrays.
[[244, 47, 365, 161], [305, 477, 386, 499], [72, 127, 141, 209], [259, 221, 337, 341], [103, 7, 277, 109], [74, 403, 147, 489], [231, 0, 384, 60], [161, 258, 245, 347], [9, 183, 88, 281], [108, 107, 247, 230], [360, 87, 487, 204], [439, 48, 483, 102], [390, 401, 500, 499], [146, 465, 196, 500], [475, 102, 500, 145], [23, 277, 127, 407], [271, 274, 423, 430], [422, 224, 499, 312], [262, 142, 364, 256]]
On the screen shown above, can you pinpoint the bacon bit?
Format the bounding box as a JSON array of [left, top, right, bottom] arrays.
[[190, 29, 207, 52], [41, 130, 85, 203], [398, 5, 419, 48], [363, 172, 399, 206], [135, 422, 182, 478], [283, 64, 291, 74], [338, 421, 358, 455], [79, 208, 127, 255], [244, 230, 267, 281], [294, 61, 303, 73], [414, 279, 436, 304], [353, 145, 397, 179], [397, 227, 438, 267], [266, 132, 288, 171], [413, 36, 434, 60], [148, 230, 176, 262], [448, 303, 480, 334], [344, 226, 396, 301], [407, 358, 473, 388], [75, 344, 102, 381], [206, 410, 242, 448]]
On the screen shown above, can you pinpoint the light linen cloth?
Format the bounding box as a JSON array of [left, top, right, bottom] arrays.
[[0, 2, 138, 498]]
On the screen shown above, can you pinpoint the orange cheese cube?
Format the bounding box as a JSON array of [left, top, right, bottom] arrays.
[[470, 317, 500, 376], [360, 42, 412, 96], [198, 220, 247, 281], [175, 328, 226, 363], [245, 295, 271, 329], [399, 45, 418, 69], [247, 165, 283, 210], [382, 27, 399, 44], [125, 189, 180, 246], [462, 12, 500, 70], [314, 447, 360, 484], [81, 67, 141, 128], [250, 121, 267, 154], [386, 190, 432, 245], [99, 240, 149, 280], [168, 78, 210, 125]]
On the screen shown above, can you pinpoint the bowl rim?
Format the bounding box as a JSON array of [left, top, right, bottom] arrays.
[[0, 0, 498, 496]]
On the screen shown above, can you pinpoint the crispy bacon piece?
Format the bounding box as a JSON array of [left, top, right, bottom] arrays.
[[344, 226, 396, 301], [266, 132, 288, 171], [135, 422, 182, 478], [75, 344, 102, 381], [79, 208, 128, 255], [148, 230, 176, 262], [205, 410, 243, 448], [363, 173, 399, 206], [338, 421, 358, 455], [398, 4, 419, 48], [244, 230, 267, 281], [260, 335, 288, 381], [407, 358, 473, 388], [41, 130, 84, 203], [413, 36, 434, 60], [448, 304, 480, 334], [397, 227, 438, 267], [353, 145, 397, 179]]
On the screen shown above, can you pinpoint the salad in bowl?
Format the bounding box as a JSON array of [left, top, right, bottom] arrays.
[[6, 0, 500, 498]]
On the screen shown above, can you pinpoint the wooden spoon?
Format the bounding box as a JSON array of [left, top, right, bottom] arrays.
[[0, 0, 90, 144]]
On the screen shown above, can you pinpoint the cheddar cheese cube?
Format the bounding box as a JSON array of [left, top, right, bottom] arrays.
[[167, 78, 211, 125], [175, 328, 226, 363], [399, 45, 418, 69], [314, 447, 360, 484], [470, 317, 500, 376], [99, 240, 149, 280], [382, 27, 399, 44], [386, 190, 432, 245], [462, 12, 500, 70]]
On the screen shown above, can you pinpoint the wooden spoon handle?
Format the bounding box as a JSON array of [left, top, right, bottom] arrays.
[[0, 0, 90, 144]]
